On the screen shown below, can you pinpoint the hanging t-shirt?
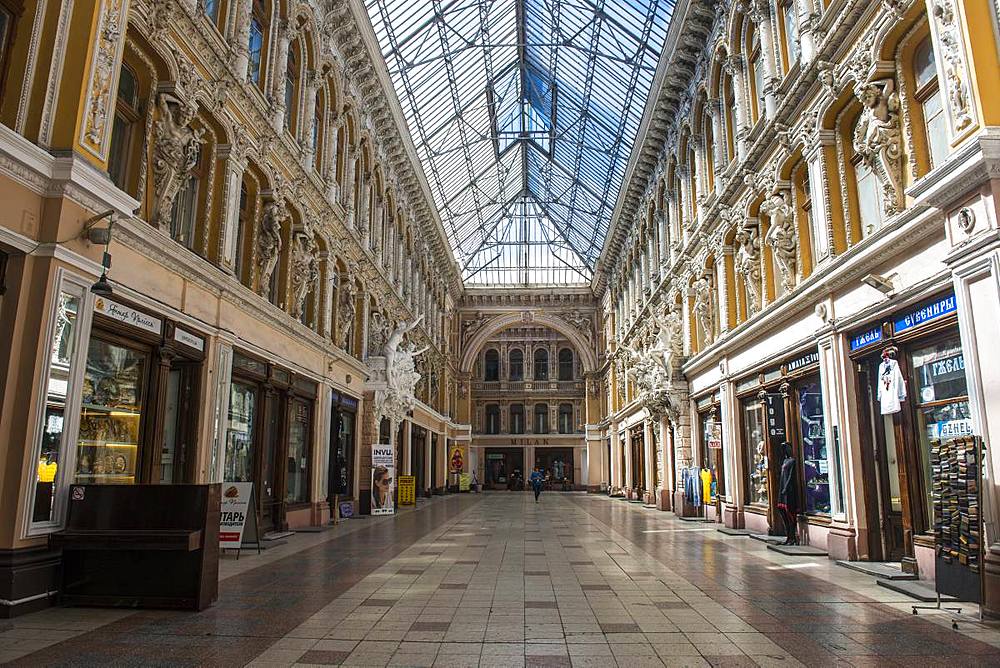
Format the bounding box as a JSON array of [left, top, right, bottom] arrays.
[[877, 358, 907, 415], [700, 468, 712, 503]]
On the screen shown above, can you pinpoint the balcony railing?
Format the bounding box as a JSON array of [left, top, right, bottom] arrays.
[[471, 380, 584, 394]]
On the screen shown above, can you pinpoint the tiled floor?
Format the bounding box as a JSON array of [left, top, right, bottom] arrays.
[[5, 493, 1000, 667]]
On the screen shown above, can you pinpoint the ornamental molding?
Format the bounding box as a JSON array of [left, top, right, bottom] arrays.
[[80, 0, 129, 161]]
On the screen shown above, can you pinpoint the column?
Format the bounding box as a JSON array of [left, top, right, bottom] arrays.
[[794, 0, 816, 65], [610, 423, 622, 492], [218, 146, 247, 272], [401, 420, 412, 476], [726, 56, 750, 161], [300, 72, 319, 167], [643, 420, 655, 499], [424, 430, 433, 495], [231, 0, 253, 79], [623, 427, 634, 492], [320, 251, 334, 338], [270, 22, 293, 133], [717, 246, 732, 335], [659, 417, 673, 511], [749, 4, 779, 119]]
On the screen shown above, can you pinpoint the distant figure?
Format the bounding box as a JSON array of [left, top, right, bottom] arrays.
[[530, 467, 545, 503]]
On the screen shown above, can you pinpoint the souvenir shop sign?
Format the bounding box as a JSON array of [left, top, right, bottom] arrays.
[[787, 351, 820, 373], [398, 475, 416, 506], [219, 482, 253, 549], [850, 326, 883, 352], [370, 445, 395, 516], [94, 297, 161, 335], [893, 293, 956, 335]]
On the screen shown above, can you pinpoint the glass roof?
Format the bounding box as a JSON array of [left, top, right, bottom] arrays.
[[365, 0, 675, 286]]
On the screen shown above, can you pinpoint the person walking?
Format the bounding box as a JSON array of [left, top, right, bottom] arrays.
[[530, 467, 545, 503]]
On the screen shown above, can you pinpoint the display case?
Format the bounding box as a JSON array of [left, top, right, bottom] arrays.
[[74, 338, 147, 485]]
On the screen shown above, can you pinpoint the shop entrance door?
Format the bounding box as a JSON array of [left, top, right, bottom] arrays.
[[414, 430, 426, 495], [630, 432, 644, 493], [534, 448, 574, 489], [485, 447, 524, 490], [858, 359, 905, 562], [260, 392, 285, 532], [159, 362, 199, 483]]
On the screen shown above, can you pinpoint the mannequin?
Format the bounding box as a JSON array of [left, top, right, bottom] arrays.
[[777, 441, 800, 545]]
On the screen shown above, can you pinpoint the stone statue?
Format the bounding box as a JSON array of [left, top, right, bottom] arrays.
[[337, 278, 357, 351], [290, 233, 318, 319], [649, 306, 684, 384], [257, 200, 286, 297], [735, 222, 762, 315], [761, 189, 797, 293], [853, 77, 902, 219], [152, 93, 205, 231], [692, 274, 714, 346]]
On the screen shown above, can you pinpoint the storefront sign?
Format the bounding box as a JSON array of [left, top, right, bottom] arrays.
[[370, 445, 395, 516], [459, 473, 471, 492], [893, 294, 957, 335], [787, 351, 820, 373], [450, 446, 465, 473], [764, 393, 786, 445], [219, 482, 253, 549], [849, 326, 883, 352], [398, 475, 416, 506], [174, 327, 205, 352], [94, 297, 161, 335]]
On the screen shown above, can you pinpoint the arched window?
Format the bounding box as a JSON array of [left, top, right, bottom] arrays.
[[510, 404, 524, 434], [234, 183, 250, 285], [748, 27, 766, 123], [201, 0, 221, 24], [312, 89, 324, 171], [248, 0, 268, 87], [485, 404, 500, 435], [534, 403, 549, 434], [108, 64, 140, 191], [913, 37, 948, 169], [688, 145, 699, 218], [509, 349, 523, 381], [778, 0, 800, 73], [284, 45, 299, 135], [484, 348, 500, 381], [558, 348, 574, 381], [703, 109, 715, 192], [722, 73, 736, 162], [533, 348, 548, 381], [558, 404, 573, 434]]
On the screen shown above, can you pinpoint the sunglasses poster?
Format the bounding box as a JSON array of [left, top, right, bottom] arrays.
[[371, 445, 395, 516]]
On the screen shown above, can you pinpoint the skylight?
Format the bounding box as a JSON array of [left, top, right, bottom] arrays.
[[366, 0, 674, 286]]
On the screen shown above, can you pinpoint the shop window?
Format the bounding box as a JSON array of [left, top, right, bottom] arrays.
[[509, 349, 523, 381], [558, 348, 573, 381], [225, 380, 257, 482], [797, 378, 830, 515], [854, 156, 883, 238], [910, 336, 971, 523], [484, 348, 499, 381], [534, 403, 549, 434], [741, 397, 768, 506], [286, 399, 311, 504], [76, 337, 148, 486], [28, 280, 86, 530], [533, 348, 548, 381], [485, 404, 500, 434], [913, 37, 949, 170], [510, 404, 524, 434], [170, 145, 203, 251], [248, 0, 267, 86], [108, 64, 140, 192], [558, 403, 573, 434]]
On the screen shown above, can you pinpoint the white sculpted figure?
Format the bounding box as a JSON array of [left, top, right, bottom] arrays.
[[290, 233, 318, 319], [853, 77, 902, 218], [649, 307, 683, 384], [257, 200, 286, 297], [761, 190, 797, 293], [735, 222, 762, 314], [692, 274, 714, 346], [152, 93, 205, 230]]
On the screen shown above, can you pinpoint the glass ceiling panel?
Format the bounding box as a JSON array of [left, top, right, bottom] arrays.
[[366, 0, 674, 286]]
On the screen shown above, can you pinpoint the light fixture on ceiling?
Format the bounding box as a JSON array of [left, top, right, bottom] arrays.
[[861, 272, 894, 295], [83, 211, 116, 296]]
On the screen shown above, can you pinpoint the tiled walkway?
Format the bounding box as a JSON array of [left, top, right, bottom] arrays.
[[5, 493, 1000, 667]]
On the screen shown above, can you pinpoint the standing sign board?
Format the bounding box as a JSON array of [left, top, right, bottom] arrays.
[[398, 476, 416, 506], [370, 445, 395, 516], [219, 482, 254, 549], [763, 393, 786, 448], [458, 473, 471, 492]]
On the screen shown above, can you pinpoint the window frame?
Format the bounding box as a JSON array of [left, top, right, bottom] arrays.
[[108, 63, 142, 192]]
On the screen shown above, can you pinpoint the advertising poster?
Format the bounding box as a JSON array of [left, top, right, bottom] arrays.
[[370, 445, 395, 516], [707, 422, 722, 449], [219, 482, 253, 549], [450, 445, 465, 473], [398, 475, 416, 506]]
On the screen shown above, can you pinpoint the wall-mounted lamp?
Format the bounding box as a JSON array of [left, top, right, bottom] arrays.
[[861, 273, 895, 296], [83, 211, 116, 296]]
